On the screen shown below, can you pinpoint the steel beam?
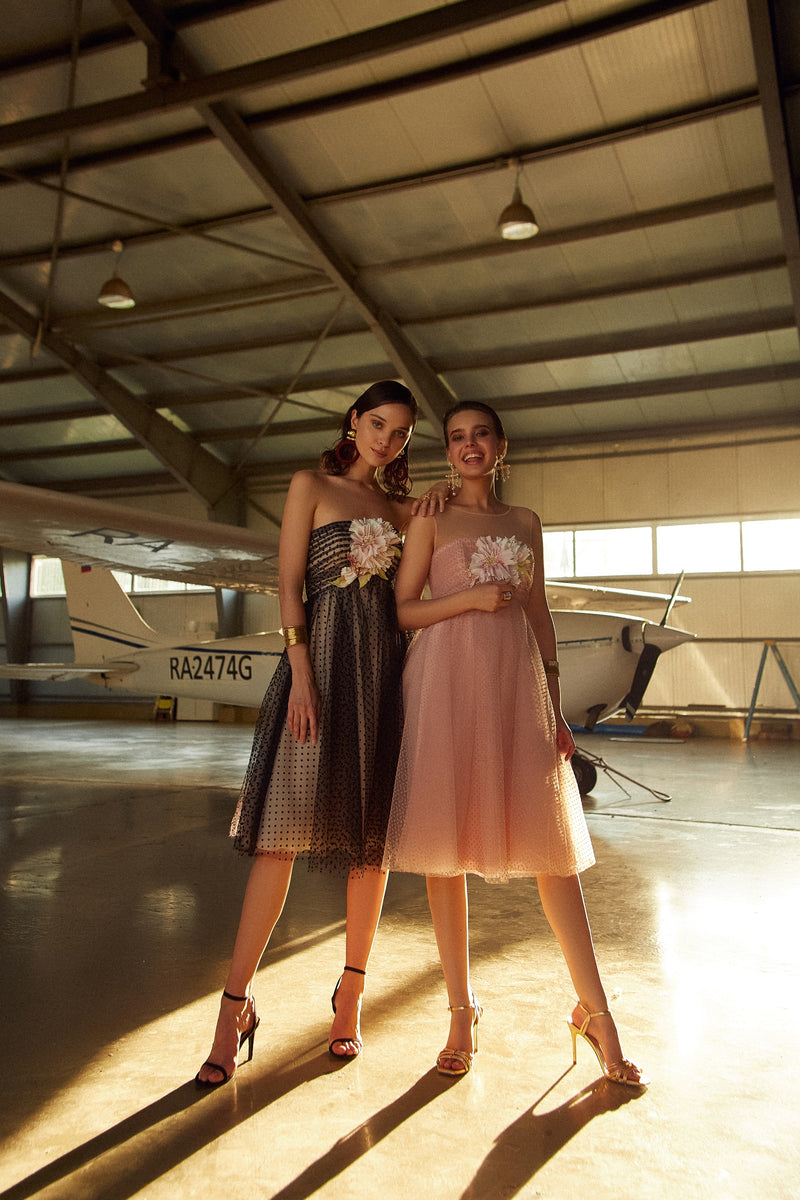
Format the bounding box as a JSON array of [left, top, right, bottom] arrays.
[[0, 2, 711, 153], [747, 0, 800, 331], [0, 287, 244, 518], [111, 0, 454, 424]]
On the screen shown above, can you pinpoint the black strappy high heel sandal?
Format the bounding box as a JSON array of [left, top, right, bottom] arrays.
[[195, 989, 260, 1088], [329, 965, 365, 1058]]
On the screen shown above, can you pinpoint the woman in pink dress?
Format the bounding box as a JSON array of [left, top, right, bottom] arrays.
[[383, 401, 648, 1087]]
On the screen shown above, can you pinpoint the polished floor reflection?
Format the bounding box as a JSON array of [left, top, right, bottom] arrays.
[[1, 719, 799, 1199]]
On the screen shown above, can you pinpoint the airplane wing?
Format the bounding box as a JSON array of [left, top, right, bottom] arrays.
[[0, 480, 279, 593], [0, 661, 139, 681], [1, 482, 693, 614], [546, 580, 690, 612]]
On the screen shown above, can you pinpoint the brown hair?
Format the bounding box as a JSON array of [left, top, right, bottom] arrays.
[[320, 380, 418, 498]]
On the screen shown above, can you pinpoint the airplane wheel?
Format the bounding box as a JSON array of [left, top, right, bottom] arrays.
[[571, 753, 598, 796]]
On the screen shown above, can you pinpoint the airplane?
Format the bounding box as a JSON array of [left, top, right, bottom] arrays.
[[0, 480, 695, 793]]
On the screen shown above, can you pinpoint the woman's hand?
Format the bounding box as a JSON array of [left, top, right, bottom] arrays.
[[287, 669, 321, 745], [555, 714, 575, 761], [410, 479, 451, 516], [469, 581, 515, 613]]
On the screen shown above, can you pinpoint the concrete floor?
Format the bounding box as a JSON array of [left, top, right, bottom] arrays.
[[1, 718, 799, 1200]]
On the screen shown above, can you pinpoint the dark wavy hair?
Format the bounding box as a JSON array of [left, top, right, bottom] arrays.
[[320, 380, 418, 498], [442, 400, 506, 446]]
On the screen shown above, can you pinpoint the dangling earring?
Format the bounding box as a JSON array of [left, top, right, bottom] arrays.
[[334, 428, 358, 465], [446, 460, 462, 495], [495, 455, 510, 483]]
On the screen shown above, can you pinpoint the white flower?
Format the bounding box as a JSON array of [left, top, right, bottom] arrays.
[[468, 535, 533, 587], [333, 518, 401, 588]]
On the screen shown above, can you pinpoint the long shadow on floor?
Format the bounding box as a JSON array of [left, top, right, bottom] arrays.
[[268, 1070, 463, 1199], [0, 1044, 328, 1200], [461, 1070, 641, 1199], [0, 1051, 457, 1200]]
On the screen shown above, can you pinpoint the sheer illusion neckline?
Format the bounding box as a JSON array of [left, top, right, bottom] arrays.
[[443, 504, 511, 516]]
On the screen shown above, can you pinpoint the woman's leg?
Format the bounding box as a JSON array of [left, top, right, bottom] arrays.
[[426, 874, 478, 1065], [328, 866, 388, 1055], [197, 853, 294, 1083], [536, 872, 627, 1068]]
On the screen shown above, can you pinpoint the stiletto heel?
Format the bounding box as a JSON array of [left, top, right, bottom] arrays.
[[195, 989, 260, 1088], [436, 997, 483, 1077], [568, 1001, 649, 1088], [329, 965, 365, 1058]]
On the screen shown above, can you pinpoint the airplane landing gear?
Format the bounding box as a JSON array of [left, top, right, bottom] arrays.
[[571, 752, 598, 796], [571, 745, 672, 803]]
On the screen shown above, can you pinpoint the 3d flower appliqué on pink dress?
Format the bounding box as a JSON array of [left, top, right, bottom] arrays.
[[383, 506, 595, 882]]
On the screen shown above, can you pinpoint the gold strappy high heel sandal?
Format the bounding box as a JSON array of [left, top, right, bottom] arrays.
[[436, 998, 483, 1077], [196, 989, 260, 1088], [568, 1001, 649, 1088]]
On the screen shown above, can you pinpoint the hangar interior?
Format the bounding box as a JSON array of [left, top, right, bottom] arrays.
[[1, 3, 799, 1199], [0, 0, 799, 732]]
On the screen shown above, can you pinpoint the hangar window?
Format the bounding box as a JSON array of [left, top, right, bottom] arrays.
[[544, 526, 652, 577], [575, 527, 652, 577], [656, 522, 741, 574], [31, 557, 69, 596], [542, 530, 574, 577], [544, 516, 799, 579], [29, 557, 211, 597], [741, 518, 800, 571]]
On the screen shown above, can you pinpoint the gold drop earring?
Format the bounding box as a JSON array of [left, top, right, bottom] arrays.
[[446, 460, 462, 495], [495, 455, 510, 483]]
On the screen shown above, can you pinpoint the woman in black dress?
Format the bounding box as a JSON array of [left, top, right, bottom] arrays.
[[196, 380, 444, 1085]]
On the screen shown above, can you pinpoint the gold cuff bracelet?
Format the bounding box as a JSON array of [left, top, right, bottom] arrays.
[[283, 625, 308, 648]]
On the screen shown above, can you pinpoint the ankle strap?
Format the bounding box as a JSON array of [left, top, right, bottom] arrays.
[[222, 989, 249, 1003], [343, 965, 366, 977], [576, 1000, 610, 1020]]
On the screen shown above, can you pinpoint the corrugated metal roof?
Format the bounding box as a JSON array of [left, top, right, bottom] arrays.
[[0, 0, 798, 509]]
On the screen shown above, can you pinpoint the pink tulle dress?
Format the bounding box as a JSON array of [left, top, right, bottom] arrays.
[[383, 505, 595, 883]]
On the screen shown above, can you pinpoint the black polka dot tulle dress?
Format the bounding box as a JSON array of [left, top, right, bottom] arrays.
[[230, 518, 405, 875]]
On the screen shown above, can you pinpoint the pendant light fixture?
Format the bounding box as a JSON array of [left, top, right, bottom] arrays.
[[498, 160, 539, 240], [97, 239, 136, 309]]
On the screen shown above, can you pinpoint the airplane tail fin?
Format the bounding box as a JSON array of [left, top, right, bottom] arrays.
[[62, 561, 162, 662]]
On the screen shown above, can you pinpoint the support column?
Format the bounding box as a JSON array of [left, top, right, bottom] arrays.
[[0, 550, 33, 705]]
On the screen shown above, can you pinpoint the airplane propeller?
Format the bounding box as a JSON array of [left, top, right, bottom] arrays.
[[623, 642, 662, 719], [622, 572, 685, 720]]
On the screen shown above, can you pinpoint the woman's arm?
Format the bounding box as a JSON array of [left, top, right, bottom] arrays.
[[278, 471, 321, 744], [523, 512, 575, 760], [394, 515, 512, 631]]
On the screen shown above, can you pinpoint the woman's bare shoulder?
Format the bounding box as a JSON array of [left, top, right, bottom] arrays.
[[288, 468, 333, 500]]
